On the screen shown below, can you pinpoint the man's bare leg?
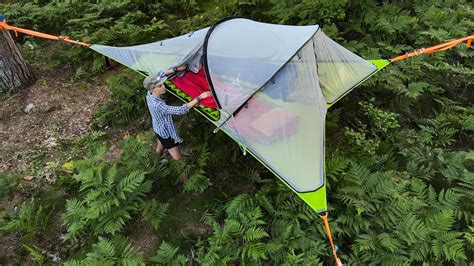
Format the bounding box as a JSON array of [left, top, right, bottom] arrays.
[[168, 146, 187, 182], [168, 146, 182, 160], [156, 139, 164, 157]]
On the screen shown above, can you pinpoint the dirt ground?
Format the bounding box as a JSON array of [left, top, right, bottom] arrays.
[[0, 70, 109, 172]]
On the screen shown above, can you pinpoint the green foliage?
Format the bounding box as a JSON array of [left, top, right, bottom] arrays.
[[264, 0, 349, 25], [359, 98, 400, 135], [22, 244, 48, 265], [183, 172, 212, 193], [197, 194, 270, 264], [149, 241, 188, 265], [462, 106, 474, 131], [343, 126, 380, 155], [0, 172, 19, 199], [71, 130, 107, 151], [1, 0, 183, 76], [197, 146, 472, 264], [161, 158, 212, 193], [140, 199, 169, 230], [183, 147, 213, 192], [333, 160, 470, 263], [197, 182, 330, 265], [93, 70, 145, 128], [0, 200, 55, 243], [0, 90, 8, 101], [62, 134, 166, 240], [64, 236, 145, 266]]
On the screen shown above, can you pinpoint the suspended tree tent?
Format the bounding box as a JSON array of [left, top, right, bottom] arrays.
[[2, 16, 471, 216], [2, 15, 471, 216], [89, 17, 389, 214]]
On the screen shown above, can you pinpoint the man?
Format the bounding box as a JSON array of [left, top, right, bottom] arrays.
[[144, 65, 212, 160]]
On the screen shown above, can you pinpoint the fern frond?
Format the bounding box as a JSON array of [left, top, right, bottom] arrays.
[[150, 241, 188, 265], [118, 171, 145, 194], [243, 227, 269, 242]]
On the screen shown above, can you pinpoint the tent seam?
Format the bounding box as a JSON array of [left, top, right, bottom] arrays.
[[230, 26, 321, 117], [202, 16, 248, 109]]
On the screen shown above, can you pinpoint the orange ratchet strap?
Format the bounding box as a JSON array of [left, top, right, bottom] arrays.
[[390, 35, 473, 62], [320, 212, 342, 266], [0, 19, 90, 47]]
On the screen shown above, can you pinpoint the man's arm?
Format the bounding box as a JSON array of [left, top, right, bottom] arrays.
[[156, 101, 189, 115], [155, 92, 212, 115], [162, 64, 187, 76], [186, 91, 212, 109]]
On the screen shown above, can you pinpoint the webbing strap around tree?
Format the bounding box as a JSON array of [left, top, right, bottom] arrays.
[[320, 213, 342, 266], [0, 18, 90, 47], [390, 35, 473, 62]]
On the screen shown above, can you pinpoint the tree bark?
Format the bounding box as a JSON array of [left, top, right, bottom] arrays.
[[0, 29, 35, 93]]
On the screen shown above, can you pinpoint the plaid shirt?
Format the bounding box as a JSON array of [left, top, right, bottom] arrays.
[[146, 91, 189, 142]]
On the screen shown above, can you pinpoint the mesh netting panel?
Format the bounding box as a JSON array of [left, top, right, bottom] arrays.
[[222, 39, 326, 192], [314, 31, 376, 103], [91, 28, 209, 76]]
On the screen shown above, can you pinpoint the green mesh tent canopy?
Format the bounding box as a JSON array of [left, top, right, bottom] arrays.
[[91, 17, 390, 213]]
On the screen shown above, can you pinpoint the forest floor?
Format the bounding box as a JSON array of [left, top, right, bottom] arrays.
[[0, 66, 111, 262], [0, 70, 109, 172]]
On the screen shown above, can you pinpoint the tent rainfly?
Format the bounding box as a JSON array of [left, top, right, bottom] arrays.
[[91, 17, 390, 213]]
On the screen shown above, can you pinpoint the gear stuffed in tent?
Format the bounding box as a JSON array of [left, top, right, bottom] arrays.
[[90, 17, 391, 215]]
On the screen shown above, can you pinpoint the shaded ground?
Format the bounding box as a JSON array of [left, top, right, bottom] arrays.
[[128, 218, 159, 258], [0, 72, 109, 172]]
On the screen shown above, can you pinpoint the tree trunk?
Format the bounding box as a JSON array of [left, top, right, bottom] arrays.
[[0, 29, 35, 93]]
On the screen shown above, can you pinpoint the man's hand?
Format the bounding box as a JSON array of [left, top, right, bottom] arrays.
[[187, 91, 213, 109], [163, 64, 188, 76], [200, 91, 212, 99], [177, 64, 187, 71]]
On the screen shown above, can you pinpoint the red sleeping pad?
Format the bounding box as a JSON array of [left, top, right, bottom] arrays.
[[171, 68, 218, 109], [171, 68, 298, 143]]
